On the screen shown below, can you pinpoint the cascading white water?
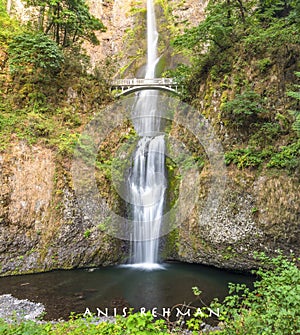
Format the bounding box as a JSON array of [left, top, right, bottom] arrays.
[[145, 0, 158, 80], [128, 0, 166, 268]]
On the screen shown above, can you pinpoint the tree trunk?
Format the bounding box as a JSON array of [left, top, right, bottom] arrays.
[[38, 6, 45, 31], [55, 4, 60, 45]]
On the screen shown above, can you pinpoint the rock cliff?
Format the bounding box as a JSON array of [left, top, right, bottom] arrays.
[[1, 0, 299, 276]]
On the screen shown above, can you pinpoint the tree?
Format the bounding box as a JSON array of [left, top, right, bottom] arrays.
[[173, 0, 257, 53], [25, 0, 106, 47]]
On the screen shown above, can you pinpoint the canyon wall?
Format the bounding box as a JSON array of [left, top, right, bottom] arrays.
[[1, 0, 299, 276]]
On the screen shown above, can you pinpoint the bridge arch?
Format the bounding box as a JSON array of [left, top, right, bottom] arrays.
[[113, 85, 179, 97]]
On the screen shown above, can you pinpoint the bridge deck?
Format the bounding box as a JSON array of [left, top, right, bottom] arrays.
[[111, 78, 177, 87], [110, 78, 180, 96]]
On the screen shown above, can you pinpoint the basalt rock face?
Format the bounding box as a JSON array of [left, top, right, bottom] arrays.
[[0, 142, 126, 276], [165, 116, 300, 271], [165, 39, 300, 269], [172, 167, 300, 270]]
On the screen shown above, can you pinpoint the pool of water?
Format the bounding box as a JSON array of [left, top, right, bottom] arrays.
[[0, 262, 254, 320]]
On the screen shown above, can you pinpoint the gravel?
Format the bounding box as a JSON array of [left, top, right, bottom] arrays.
[[0, 294, 45, 322]]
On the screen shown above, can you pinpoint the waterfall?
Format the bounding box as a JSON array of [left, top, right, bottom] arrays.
[[145, 0, 158, 80], [127, 0, 166, 269]]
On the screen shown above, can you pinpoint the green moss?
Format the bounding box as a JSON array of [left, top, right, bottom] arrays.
[[163, 228, 179, 259], [96, 127, 138, 183], [97, 216, 112, 232], [221, 246, 238, 260], [83, 229, 91, 239]]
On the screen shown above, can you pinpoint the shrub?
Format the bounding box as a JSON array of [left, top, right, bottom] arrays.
[[257, 58, 272, 73], [211, 253, 300, 335], [267, 140, 300, 170], [221, 90, 265, 126], [224, 147, 271, 169], [8, 32, 64, 76]]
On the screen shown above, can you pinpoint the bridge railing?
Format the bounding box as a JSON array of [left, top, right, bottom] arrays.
[[110, 78, 177, 87]]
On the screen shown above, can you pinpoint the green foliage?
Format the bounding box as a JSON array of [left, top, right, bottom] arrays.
[[96, 129, 138, 183], [173, 0, 255, 53], [221, 90, 265, 126], [163, 64, 193, 100], [249, 122, 281, 148], [267, 140, 300, 170], [8, 32, 64, 75], [222, 90, 263, 116], [192, 286, 202, 296], [0, 113, 16, 131], [225, 140, 300, 172], [172, 0, 300, 100], [212, 253, 300, 335], [243, 18, 299, 53], [256, 57, 272, 73], [25, 0, 106, 47], [0, 319, 48, 334], [56, 132, 80, 155], [249, 0, 299, 48], [0, 312, 169, 335], [287, 72, 300, 136], [289, 109, 300, 135], [0, 8, 111, 154], [225, 147, 271, 169], [0, 111, 18, 149], [83, 229, 91, 238], [0, 0, 22, 46], [115, 311, 167, 334]]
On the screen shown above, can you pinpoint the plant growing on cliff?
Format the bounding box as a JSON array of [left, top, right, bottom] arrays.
[[8, 32, 64, 76], [173, 0, 253, 53], [172, 0, 300, 102], [221, 89, 265, 127], [174, 0, 300, 55], [287, 72, 300, 136], [267, 140, 300, 171]]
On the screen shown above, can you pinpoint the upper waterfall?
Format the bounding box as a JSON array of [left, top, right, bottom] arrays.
[[145, 0, 159, 79]]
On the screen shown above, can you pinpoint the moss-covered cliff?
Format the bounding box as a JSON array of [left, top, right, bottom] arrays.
[[164, 0, 300, 269], [0, 0, 128, 275]]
